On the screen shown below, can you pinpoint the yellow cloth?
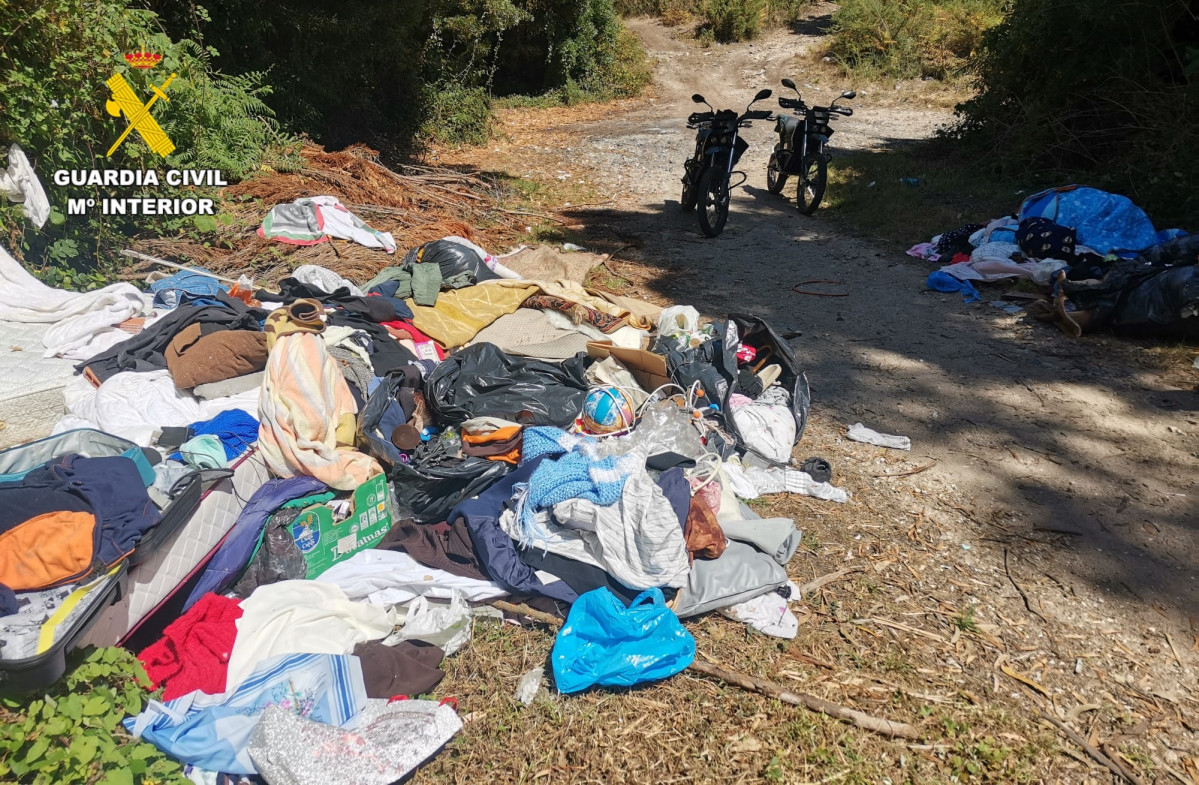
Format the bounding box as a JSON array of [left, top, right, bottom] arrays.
[[405, 282, 538, 347], [406, 279, 658, 348]]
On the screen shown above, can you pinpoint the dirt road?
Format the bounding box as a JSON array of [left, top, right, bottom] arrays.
[[488, 15, 1199, 627], [434, 10, 1198, 780]]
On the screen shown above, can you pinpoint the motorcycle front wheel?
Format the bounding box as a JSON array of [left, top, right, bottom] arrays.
[[766, 149, 788, 195], [796, 154, 827, 215], [697, 166, 731, 238], [680, 166, 700, 212]]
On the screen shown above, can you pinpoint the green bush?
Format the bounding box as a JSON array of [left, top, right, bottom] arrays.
[[0, 0, 295, 277], [0, 647, 187, 784], [828, 0, 1003, 80], [953, 0, 1199, 227], [422, 83, 494, 146], [154, 0, 651, 152], [617, 0, 808, 41], [699, 0, 766, 43]]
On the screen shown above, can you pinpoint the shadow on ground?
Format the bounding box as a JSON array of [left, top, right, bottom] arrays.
[[465, 142, 1199, 626]]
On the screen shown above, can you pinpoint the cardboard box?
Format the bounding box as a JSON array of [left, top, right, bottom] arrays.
[[289, 473, 393, 578], [586, 341, 671, 391]]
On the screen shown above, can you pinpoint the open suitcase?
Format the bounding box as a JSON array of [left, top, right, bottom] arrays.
[[80, 449, 269, 650], [0, 429, 263, 690]]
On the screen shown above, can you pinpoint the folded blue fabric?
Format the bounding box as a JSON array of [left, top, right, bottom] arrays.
[[149, 269, 228, 309], [927, 270, 981, 304]]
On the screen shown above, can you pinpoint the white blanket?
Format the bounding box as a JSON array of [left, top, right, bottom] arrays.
[[0, 244, 146, 359], [53, 369, 261, 446]]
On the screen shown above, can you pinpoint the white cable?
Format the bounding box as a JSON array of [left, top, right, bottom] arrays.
[[686, 452, 723, 495]]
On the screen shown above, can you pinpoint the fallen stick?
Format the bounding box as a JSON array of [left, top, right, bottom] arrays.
[[492, 600, 562, 627], [796, 566, 864, 597], [1035, 709, 1144, 785], [1004, 548, 1049, 625], [871, 461, 937, 479], [120, 249, 240, 284], [491, 600, 919, 740], [687, 660, 919, 739]]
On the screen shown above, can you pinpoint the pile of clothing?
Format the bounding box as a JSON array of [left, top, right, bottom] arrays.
[[1, 224, 850, 784], [911, 185, 1197, 337]]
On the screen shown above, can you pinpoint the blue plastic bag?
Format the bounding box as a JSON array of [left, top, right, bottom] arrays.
[[926, 270, 981, 304], [551, 587, 695, 693]]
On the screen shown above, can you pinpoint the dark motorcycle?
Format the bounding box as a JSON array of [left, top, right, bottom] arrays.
[[681, 88, 773, 238], [766, 78, 855, 215]]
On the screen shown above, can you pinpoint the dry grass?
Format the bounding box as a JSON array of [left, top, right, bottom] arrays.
[[408, 411, 1197, 784], [415, 70, 1199, 785], [128, 143, 540, 287]]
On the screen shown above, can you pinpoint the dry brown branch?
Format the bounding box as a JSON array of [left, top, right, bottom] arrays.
[[492, 600, 920, 739], [687, 660, 920, 740], [796, 567, 865, 596], [1036, 709, 1146, 785], [871, 462, 937, 479]]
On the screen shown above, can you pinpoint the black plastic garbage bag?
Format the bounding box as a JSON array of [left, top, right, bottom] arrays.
[[654, 315, 810, 462], [1063, 257, 1199, 337], [730, 313, 811, 444], [391, 457, 512, 523], [1138, 234, 1199, 267], [231, 508, 308, 596], [356, 366, 424, 469], [1110, 266, 1199, 336], [401, 238, 499, 286], [425, 342, 591, 427]]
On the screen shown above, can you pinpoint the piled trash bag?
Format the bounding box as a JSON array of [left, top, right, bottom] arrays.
[[909, 184, 1196, 337], [0, 217, 851, 784]]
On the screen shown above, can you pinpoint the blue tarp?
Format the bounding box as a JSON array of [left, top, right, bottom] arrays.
[[1019, 186, 1164, 255]]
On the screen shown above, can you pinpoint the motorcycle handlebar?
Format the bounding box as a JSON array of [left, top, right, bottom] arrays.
[[831, 106, 853, 116]]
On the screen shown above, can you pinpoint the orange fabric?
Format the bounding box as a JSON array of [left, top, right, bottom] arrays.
[[0, 511, 96, 590], [461, 425, 523, 464]]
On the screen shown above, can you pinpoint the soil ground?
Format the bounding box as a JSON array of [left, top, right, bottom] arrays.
[[421, 8, 1199, 783]]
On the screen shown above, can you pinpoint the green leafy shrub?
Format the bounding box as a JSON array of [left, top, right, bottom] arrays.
[[617, 0, 808, 41], [953, 0, 1199, 227], [422, 83, 495, 147], [699, 0, 766, 44], [156, 0, 650, 152], [0, 0, 296, 278], [0, 647, 187, 784], [828, 0, 1004, 81]]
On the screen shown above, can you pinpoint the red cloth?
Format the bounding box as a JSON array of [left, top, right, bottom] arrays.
[[380, 320, 446, 359], [138, 593, 243, 700], [951, 252, 972, 264]]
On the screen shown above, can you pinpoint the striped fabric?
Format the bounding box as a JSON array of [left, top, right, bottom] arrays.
[[257, 333, 380, 491], [499, 467, 690, 590]]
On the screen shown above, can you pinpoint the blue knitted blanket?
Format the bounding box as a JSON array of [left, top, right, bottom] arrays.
[[515, 427, 639, 546]]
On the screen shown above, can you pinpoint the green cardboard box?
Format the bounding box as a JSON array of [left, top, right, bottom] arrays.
[[289, 473, 393, 578]]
